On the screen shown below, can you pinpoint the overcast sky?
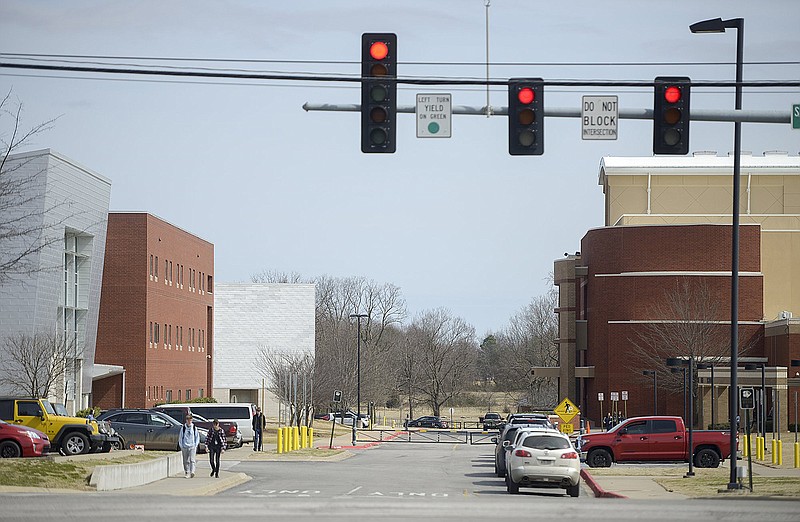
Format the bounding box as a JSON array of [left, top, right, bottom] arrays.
[[1, 1, 798, 337]]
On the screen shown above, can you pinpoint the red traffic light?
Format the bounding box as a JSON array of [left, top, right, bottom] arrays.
[[664, 86, 681, 104], [518, 87, 535, 105], [369, 41, 389, 60]]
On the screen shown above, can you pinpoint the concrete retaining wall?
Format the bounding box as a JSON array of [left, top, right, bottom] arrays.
[[90, 452, 183, 491]]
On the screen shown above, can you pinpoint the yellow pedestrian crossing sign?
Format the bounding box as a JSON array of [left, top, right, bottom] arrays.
[[554, 398, 579, 423]]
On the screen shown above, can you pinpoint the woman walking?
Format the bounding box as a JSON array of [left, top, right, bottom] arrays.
[[207, 418, 227, 478]]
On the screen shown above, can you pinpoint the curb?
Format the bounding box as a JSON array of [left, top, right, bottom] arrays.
[[580, 469, 627, 499]]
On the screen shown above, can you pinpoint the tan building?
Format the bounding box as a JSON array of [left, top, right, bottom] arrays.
[[551, 152, 800, 429]]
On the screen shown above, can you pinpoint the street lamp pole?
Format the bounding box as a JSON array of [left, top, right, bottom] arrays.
[[690, 16, 744, 490], [668, 357, 694, 477], [349, 313, 368, 446], [671, 367, 687, 421]]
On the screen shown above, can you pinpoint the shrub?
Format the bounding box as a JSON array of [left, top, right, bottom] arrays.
[[76, 406, 100, 418]]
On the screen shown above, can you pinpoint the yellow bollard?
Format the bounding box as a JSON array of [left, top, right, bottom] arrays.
[[283, 427, 290, 453], [760, 437, 766, 460], [308, 427, 314, 449], [777, 441, 783, 465], [300, 426, 308, 449], [772, 439, 778, 464], [742, 435, 749, 457], [794, 442, 799, 468], [756, 437, 763, 460], [276, 428, 283, 454], [293, 426, 300, 451]]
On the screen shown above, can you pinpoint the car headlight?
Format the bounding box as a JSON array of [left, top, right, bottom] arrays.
[[26, 431, 42, 441]]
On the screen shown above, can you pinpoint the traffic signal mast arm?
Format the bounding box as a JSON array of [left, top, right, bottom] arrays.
[[305, 102, 790, 124]]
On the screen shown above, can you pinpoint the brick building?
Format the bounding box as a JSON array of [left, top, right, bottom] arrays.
[[550, 153, 800, 429], [93, 213, 214, 409]]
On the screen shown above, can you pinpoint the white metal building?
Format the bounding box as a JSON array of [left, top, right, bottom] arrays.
[[0, 149, 111, 414], [213, 283, 315, 418]]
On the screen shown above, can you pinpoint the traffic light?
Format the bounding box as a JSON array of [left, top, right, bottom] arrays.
[[333, 390, 342, 403], [653, 76, 690, 155], [361, 33, 397, 153], [508, 78, 544, 155]]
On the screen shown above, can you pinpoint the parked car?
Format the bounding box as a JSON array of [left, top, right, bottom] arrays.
[[493, 419, 556, 477], [577, 416, 734, 468], [0, 397, 116, 455], [480, 412, 504, 431], [0, 419, 50, 458], [151, 406, 242, 448], [504, 428, 581, 497], [97, 409, 207, 453], [405, 416, 449, 429], [321, 411, 369, 428], [165, 403, 257, 443]]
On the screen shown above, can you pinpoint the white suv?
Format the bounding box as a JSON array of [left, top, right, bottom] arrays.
[[505, 428, 581, 497]]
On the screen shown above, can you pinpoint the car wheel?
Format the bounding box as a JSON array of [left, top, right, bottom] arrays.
[[0, 440, 22, 458], [567, 483, 580, 498], [111, 437, 125, 451], [62, 432, 90, 456], [587, 448, 613, 468], [505, 474, 520, 494], [694, 448, 721, 468]]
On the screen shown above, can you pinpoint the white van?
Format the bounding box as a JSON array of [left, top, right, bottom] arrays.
[[168, 402, 258, 443]]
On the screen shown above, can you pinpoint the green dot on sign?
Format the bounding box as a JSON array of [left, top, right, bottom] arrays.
[[428, 122, 440, 134]]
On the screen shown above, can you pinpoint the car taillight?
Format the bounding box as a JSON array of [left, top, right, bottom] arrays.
[[561, 451, 579, 459], [514, 449, 532, 457], [229, 426, 237, 433]]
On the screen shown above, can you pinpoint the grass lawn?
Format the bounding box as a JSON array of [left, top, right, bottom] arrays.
[[0, 453, 159, 491]]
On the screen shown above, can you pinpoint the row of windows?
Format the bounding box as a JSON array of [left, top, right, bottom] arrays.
[[149, 322, 206, 352], [146, 386, 204, 402], [148, 254, 213, 294]]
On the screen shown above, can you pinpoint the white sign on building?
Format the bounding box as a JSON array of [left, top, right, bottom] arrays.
[[582, 95, 618, 140], [417, 93, 452, 138]]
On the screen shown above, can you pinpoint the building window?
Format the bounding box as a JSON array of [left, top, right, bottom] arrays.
[[164, 323, 167, 348], [169, 261, 173, 285], [150, 254, 153, 280], [180, 265, 184, 288], [168, 324, 172, 348], [186, 389, 191, 400], [166, 389, 172, 402], [149, 322, 153, 346], [207, 275, 213, 294], [199, 388, 204, 398], [165, 260, 168, 284], [155, 256, 158, 280], [178, 389, 182, 401], [154, 323, 159, 345]]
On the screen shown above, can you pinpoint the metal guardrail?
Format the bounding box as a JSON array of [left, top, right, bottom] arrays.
[[356, 429, 499, 445]]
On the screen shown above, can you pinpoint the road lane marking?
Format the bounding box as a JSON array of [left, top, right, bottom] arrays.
[[345, 486, 362, 495]]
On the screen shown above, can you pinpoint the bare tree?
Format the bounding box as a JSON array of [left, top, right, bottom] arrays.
[[0, 90, 61, 285], [482, 291, 559, 409], [255, 348, 314, 426], [0, 331, 76, 399], [251, 270, 307, 284], [406, 309, 477, 417], [626, 279, 760, 424]]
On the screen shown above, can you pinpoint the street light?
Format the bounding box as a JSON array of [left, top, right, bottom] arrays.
[[671, 366, 687, 421], [792, 360, 800, 444], [668, 357, 695, 477], [643, 370, 657, 415], [349, 313, 369, 446], [690, 16, 745, 490]]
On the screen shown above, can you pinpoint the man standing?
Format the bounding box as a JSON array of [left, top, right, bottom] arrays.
[[252, 406, 265, 451], [179, 413, 200, 478]]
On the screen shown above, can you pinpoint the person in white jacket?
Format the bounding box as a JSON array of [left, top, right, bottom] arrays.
[[179, 414, 201, 478]]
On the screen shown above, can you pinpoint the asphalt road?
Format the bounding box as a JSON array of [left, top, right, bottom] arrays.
[[1, 442, 799, 521]]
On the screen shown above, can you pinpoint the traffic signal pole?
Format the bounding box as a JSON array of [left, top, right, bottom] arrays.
[[304, 102, 790, 124]]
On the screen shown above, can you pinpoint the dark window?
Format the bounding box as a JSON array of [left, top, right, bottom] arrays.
[[17, 401, 42, 417], [118, 413, 148, 424], [191, 406, 251, 420], [0, 400, 13, 420], [522, 435, 571, 450], [652, 419, 678, 433], [624, 421, 649, 434], [149, 414, 171, 427]]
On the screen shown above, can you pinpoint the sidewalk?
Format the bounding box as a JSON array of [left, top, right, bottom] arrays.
[[583, 458, 800, 500]]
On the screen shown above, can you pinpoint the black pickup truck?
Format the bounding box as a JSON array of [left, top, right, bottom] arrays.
[[480, 412, 505, 431]]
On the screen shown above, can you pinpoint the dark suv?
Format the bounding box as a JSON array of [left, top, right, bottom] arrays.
[[98, 409, 206, 452]]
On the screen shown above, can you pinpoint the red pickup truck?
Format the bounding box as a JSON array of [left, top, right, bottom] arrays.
[[577, 416, 735, 468]]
